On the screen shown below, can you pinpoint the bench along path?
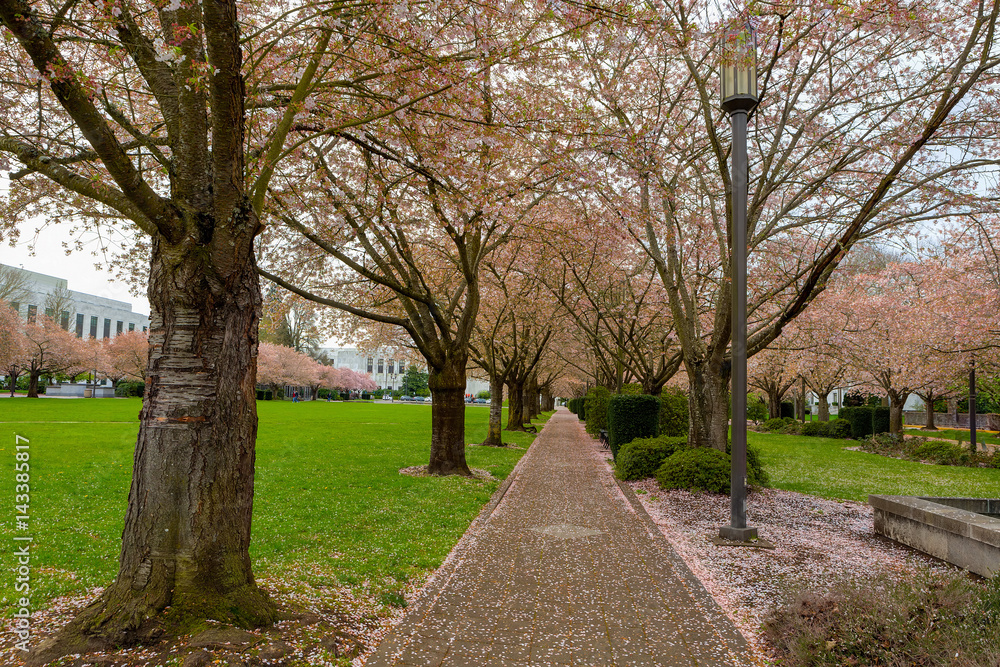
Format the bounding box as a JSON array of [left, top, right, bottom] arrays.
[[366, 409, 752, 667]]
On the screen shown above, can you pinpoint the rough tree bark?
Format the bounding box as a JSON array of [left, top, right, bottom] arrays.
[[427, 352, 472, 475], [506, 377, 526, 431], [917, 391, 940, 431], [686, 358, 730, 452]]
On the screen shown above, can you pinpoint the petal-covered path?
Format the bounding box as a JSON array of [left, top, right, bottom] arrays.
[[366, 409, 753, 667]]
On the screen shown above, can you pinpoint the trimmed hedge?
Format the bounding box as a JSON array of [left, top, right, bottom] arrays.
[[828, 419, 853, 439], [115, 380, 144, 397], [567, 397, 584, 417], [608, 394, 660, 460], [841, 406, 874, 439], [656, 448, 730, 493], [615, 436, 688, 481], [585, 386, 611, 435], [800, 421, 829, 437], [780, 401, 795, 419], [256, 389, 273, 400], [658, 390, 689, 438], [872, 406, 891, 435]]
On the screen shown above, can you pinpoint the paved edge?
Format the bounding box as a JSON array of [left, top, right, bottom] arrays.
[[366, 428, 544, 664], [612, 472, 752, 659]]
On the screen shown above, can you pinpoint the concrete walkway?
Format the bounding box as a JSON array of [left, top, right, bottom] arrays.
[[366, 409, 752, 667]]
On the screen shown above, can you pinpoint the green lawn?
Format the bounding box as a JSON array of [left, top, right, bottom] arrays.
[[0, 398, 548, 614], [752, 431, 1000, 502]]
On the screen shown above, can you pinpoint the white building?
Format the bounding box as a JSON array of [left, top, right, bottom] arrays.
[[317, 346, 489, 395], [3, 264, 149, 339]]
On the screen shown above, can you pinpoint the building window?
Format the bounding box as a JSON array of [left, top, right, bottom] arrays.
[[45, 307, 54, 319], [27, 305, 36, 322], [116, 321, 123, 335], [367, 357, 373, 373], [399, 361, 405, 374], [103, 318, 111, 339], [76, 314, 84, 338], [378, 358, 384, 374], [90, 316, 98, 338], [142, 326, 147, 332], [128, 322, 135, 332], [60, 311, 70, 330], [388, 360, 395, 374]]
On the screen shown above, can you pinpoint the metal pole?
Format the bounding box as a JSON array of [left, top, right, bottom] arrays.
[[970, 357, 977, 453], [720, 109, 756, 542]]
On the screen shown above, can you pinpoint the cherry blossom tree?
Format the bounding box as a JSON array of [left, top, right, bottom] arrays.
[[19, 315, 87, 397], [0, 303, 26, 394], [105, 330, 149, 383], [566, 0, 1000, 449]]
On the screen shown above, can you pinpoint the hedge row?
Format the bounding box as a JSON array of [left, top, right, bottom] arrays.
[[608, 394, 660, 460], [585, 386, 611, 435], [839, 406, 891, 438]]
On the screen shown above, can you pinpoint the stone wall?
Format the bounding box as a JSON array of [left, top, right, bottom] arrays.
[[903, 411, 1000, 430]]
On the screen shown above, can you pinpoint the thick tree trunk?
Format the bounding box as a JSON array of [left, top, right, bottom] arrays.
[[687, 361, 730, 451], [506, 379, 526, 431], [817, 395, 830, 422], [35, 237, 278, 664], [482, 376, 504, 446], [27, 368, 41, 398], [765, 386, 782, 419], [541, 388, 553, 412], [427, 353, 471, 475]]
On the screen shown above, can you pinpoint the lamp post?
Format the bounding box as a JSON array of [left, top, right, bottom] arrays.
[[970, 355, 978, 453], [719, 20, 759, 543]]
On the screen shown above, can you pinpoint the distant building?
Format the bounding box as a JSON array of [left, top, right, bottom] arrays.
[[316, 346, 488, 395], [2, 263, 149, 338]]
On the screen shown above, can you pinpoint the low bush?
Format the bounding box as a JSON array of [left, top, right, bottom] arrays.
[[747, 394, 768, 422], [779, 421, 801, 435], [844, 406, 874, 439], [655, 443, 770, 493], [827, 419, 853, 439], [115, 380, 144, 397], [800, 421, 830, 437], [763, 417, 786, 432], [656, 447, 730, 493], [616, 436, 688, 481], [607, 394, 660, 460], [913, 440, 971, 466], [763, 573, 1000, 667], [256, 389, 273, 400], [658, 390, 689, 438]]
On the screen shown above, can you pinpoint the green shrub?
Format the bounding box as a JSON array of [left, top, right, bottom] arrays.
[[621, 383, 643, 395], [658, 390, 689, 437], [780, 401, 795, 419], [779, 421, 801, 435], [616, 436, 688, 481], [747, 394, 768, 422], [256, 389, 273, 400], [115, 380, 145, 397], [872, 406, 891, 435], [655, 447, 730, 493], [827, 419, 853, 439], [763, 417, 786, 432], [579, 397, 587, 421], [655, 443, 770, 493], [844, 406, 874, 439], [585, 386, 611, 435], [607, 394, 660, 460], [800, 421, 830, 437], [764, 573, 1000, 667], [913, 440, 970, 466]]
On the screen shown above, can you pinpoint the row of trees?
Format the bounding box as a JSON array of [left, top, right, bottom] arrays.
[[0, 307, 147, 396], [3, 0, 1000, 659], [257, 342, 376, 399]]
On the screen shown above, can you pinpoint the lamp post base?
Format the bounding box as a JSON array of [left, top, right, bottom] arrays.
[[718, 525, 758, 542]]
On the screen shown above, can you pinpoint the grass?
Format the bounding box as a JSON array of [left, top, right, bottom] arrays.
[[903, 427, 1000, 447], [0, 398, 550, 615], [751, 430, 1000, 502]]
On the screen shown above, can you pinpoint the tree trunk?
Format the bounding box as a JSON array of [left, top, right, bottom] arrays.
[[923, 394, 938, 430], [686, 361, 729, 451], [37, 237, 278, 663], [427, 352, 471, 475], [766, 387, 782, 419], [27, 368, 41, 398], [541, 388, 553, 412], [889, 392, 908, 435], [482, 376, 504, 446], [816, 394, 830, 422], [506, 379, 526, 431]]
